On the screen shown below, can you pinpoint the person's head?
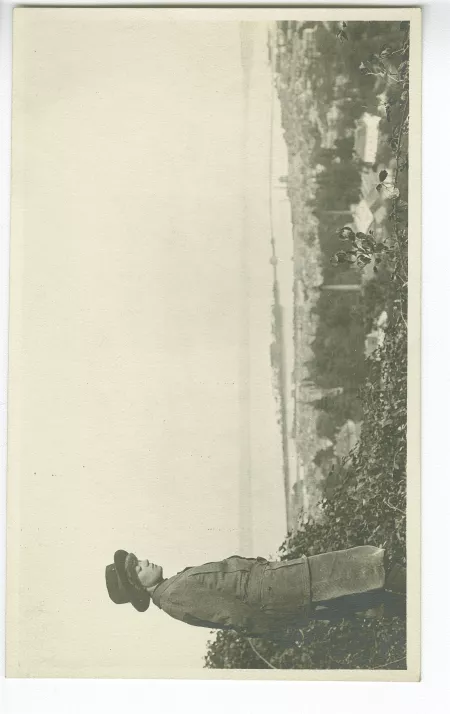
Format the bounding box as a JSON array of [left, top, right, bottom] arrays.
[[133, 558, 164, 591], [105, 550, 164, 612]]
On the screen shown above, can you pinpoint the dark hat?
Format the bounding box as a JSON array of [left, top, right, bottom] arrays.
[[105, 549, 151, 612]]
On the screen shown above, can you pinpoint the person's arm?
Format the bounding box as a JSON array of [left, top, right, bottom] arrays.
[[177, 579, 300, 642]]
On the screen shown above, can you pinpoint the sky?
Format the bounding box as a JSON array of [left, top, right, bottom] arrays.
[[8, 11, 291, 675]]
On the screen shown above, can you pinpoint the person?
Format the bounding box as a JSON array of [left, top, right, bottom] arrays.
[[105, 546, 406, 643]]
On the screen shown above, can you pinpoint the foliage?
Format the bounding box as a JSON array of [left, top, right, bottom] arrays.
[[205, 21, 409, 670], [331, 224, 394, 273]]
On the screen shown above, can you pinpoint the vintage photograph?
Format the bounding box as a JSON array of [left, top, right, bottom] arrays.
[[6, 8, 421, 680]]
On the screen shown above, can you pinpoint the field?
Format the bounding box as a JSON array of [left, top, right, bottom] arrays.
[[205, 20, 410, 669]]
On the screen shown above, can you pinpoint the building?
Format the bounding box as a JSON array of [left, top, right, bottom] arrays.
[[348, 199, 375, 234], [354, 112, 382, 165], [334, 420, 362, 461]]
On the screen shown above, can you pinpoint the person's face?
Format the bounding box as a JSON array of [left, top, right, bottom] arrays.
[[135, 559, 163, 589]]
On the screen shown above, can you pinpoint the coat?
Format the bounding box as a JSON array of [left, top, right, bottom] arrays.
[[151, 555, 312, 641]]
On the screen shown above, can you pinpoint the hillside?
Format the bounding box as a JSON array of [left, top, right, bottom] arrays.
[[205, 20, 410, 669]]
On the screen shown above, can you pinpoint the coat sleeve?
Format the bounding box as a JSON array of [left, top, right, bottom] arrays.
[[174, 579, 300, 642]]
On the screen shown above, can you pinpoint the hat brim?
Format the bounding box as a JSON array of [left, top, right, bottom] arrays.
[[114, 550, 150, 613]]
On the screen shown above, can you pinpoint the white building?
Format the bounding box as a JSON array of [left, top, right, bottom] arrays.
[[354, 112, 382, 165]]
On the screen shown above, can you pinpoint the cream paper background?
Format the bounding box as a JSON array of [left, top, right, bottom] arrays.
[[6, 6, 421, 681]]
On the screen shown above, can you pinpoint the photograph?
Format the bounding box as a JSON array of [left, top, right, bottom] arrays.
[[6, 7, 421, 680]]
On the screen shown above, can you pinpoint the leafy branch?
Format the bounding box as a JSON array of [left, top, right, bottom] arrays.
[[331, 224, 392, 274]]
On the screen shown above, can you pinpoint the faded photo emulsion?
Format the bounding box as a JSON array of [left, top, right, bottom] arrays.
[[7, 8, 421, 681]]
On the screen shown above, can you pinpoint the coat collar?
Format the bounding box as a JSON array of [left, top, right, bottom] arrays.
[[151, 569, 188, 608], [151, 578, 169, 608]]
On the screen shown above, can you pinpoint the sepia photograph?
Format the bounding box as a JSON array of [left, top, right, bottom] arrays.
[[6, 7, 421, 681]]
